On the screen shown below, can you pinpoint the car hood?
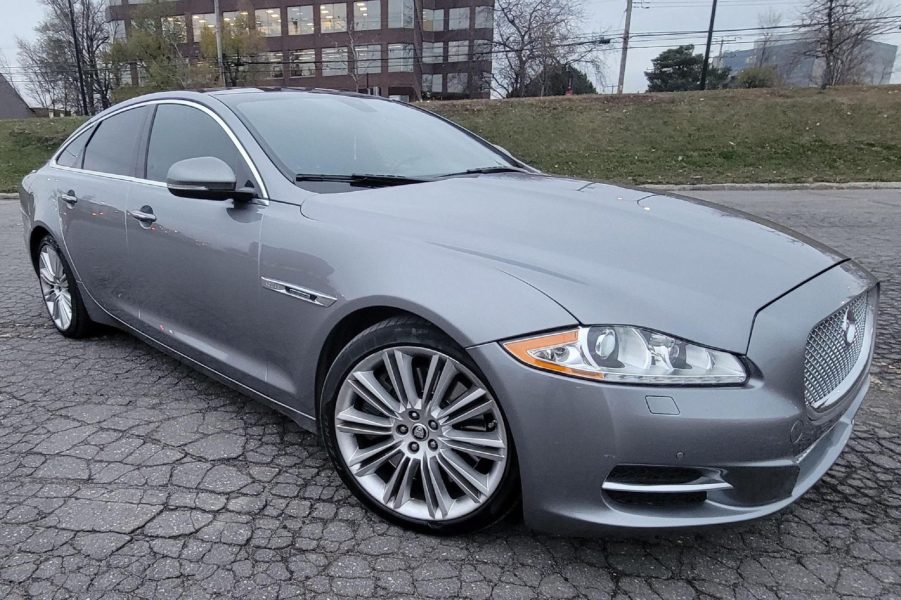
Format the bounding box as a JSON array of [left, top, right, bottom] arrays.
[[301, 173, 845, 353]]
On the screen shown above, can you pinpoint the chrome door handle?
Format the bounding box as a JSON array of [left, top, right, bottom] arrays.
[[127, 209, 157, 224], [59, 191, 78, 205]]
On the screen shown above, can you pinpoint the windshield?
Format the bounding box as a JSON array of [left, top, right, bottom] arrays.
[[224, 92, 517, 179]]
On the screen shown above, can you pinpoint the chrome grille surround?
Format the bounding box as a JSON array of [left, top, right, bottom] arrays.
[[803, 289, 875, 410]]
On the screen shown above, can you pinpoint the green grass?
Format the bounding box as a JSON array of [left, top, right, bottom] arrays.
[[422, 85, 901, 185], [2, 86, 900, 192], [0, 117, 85, 193]]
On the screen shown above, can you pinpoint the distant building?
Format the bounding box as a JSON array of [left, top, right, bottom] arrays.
[[719, 34, 897, 87], [108, 0, 495, 101], [0, 73, 34, 119]]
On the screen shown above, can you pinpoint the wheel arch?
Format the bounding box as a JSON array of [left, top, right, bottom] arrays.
[[28, 224, 53, 271]]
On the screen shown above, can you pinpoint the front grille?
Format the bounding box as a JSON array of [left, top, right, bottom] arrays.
[[803, 292, 870, 408]]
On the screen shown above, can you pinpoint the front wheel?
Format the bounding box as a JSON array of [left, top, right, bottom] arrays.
[[320, 317, 519, 534]]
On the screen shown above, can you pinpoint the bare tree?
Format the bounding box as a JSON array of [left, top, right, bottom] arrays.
[[17, 0, 112, 115], [493, 0, 605, 97], [755, 9, 783, 67], [799, 0, 894, 88]]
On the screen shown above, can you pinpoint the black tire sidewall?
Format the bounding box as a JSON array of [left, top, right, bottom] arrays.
[[319, 317, 520, 535]]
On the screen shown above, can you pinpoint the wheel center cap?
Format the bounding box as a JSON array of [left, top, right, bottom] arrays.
[[411, 424, 428, 440]]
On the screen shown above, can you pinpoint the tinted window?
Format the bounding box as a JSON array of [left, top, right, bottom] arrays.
[[56, 126, 93, 168], [83, 106, 151, 176], [146, 104, 251, 186]]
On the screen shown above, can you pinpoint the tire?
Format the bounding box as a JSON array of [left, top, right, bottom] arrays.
[[34, 235, 94, 338], [319, 316, 520, 534]]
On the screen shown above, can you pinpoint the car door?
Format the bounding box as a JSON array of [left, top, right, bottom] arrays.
[[54, 106, 152, 322], [122, 101, 268, 389]]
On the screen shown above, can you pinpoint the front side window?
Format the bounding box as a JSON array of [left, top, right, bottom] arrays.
[[422, 41, 443, 63], [83, 106, 151, 176], [422, 8, 443, 31], [448, 40, 468, 62], [448, 7, 469, 30], [354, 44, 381, 74], [291, 49, 316, 76], [191, 13, 215, 42], [320, 3, 347, 33], [225, 93, 515, 179], [255, 8, 282, 36], [353, 1, 380, 30], [388, 0, 414, 28], [145, 104, 250, 186], [287, 6, 314, 34], [388, 43, 413, 72], [56, 127, 94, 168], [322, 47, 348, 75]]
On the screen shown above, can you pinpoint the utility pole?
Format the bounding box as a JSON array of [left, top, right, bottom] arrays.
[[213, 0, 226, 86], [616, 0, 633, 94], [66, 0, 89, 115], [699, 0, 718, 90]]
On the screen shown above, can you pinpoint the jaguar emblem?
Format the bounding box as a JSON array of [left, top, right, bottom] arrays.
[[840, 306, 858, 347]]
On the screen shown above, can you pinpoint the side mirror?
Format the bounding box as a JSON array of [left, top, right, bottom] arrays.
[[166, 156, 255, 201]]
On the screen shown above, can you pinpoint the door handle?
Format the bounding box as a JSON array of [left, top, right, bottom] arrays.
[[59, 191, 78, 206], [127, 208, 157, 224]]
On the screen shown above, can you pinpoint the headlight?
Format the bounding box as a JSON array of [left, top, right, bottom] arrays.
[[503, 326, 747, 385]]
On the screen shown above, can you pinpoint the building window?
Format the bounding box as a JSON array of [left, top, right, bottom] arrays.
[[191, 13, 215, 42], [422, 73, 443, 94], [388, 43, 413, 72], [260, 51, 284, 78], [448, 7, 469, 30], [255, 8, 282, 37], [354, 44, 381, 74], [447, 72, 468, 93], [161, 15, 187, 42], [422, 8, 443, 31], [109, 19, 127, 41], [287, 6, 314, 35], [291, 49, 315, 77], [222, 10, 252, 31], [322, 46, 348, 75], [320, 3, 347, 33], [353, 1, 380, 31], [422, 41, 443, 64], [473, 39, 492, 59], [388, 0, 414, 28], [475, 6, 493, 29], [448, 40, 468, 62]]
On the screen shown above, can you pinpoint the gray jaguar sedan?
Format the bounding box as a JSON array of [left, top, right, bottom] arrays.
[[20, 89, 878, 535]]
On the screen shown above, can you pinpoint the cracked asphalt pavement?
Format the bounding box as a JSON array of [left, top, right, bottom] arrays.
[[1, 189, 899, 599]]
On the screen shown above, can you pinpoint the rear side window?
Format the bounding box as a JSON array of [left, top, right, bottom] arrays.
[[145, 104, 252, 186], [83, 106, 151, 177], [56, 126, 93, 168]]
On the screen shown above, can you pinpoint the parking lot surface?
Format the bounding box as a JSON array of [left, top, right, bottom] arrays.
[[1, 189, 899, 599]]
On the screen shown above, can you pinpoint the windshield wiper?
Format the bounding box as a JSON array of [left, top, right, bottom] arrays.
[[437, 166, 530, 178], [294, 173, 428, 187]]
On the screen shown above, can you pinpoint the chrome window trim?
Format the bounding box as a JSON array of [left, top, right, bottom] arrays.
[[50, 98, 269, 202]]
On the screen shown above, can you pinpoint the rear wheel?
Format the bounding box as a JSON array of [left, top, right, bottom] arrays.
[[35, 236, 93, 338], [320, 317, 519, 534]]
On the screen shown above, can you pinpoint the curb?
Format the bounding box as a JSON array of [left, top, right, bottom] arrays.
[[643, 182, 901, 192]]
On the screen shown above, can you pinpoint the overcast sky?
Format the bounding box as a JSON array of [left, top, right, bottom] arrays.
[[2, 0, 899, 104]]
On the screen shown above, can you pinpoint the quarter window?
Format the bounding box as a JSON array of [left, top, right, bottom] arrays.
[[56, 127, 94, 168], [145, 104, 251, 187], [82, 106, 151, 176]]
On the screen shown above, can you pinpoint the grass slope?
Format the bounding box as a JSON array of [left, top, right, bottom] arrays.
[[1, 86, 899, 192], [424, 86, 901, 185]]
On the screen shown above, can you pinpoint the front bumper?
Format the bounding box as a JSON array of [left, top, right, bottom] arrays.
[[468, 262, 877, 535]]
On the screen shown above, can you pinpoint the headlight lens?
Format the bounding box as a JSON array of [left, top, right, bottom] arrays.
[[503, 326, 748, 385]]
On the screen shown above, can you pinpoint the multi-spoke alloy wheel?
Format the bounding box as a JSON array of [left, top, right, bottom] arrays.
[[335, 346, 508, 521], [34, 236, 92, 338], [38, 244, 74, 331], [321, 318, 518, 533]]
